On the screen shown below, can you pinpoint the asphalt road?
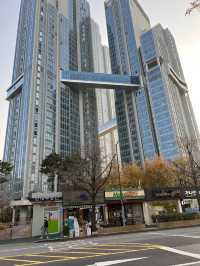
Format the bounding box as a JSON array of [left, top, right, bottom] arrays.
[[1, 227, 200, 265]]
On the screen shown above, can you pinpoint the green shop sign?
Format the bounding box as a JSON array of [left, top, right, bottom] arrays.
[[105, 189, 145, 200]]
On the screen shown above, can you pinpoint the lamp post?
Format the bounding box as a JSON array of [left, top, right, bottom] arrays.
[[115, 142, 126, 226]]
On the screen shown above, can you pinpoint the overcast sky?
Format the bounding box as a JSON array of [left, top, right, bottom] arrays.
[[0, 0, 200, 159]]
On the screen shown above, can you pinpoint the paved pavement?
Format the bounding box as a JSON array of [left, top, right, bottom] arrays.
[[1, 227, 200, 265]]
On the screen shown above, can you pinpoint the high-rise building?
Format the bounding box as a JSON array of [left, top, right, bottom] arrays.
[[4, 0, 98, 199], [105, 0, 155, 164], [105, 0, 199, 163], [4, 0, 199, 203], [90, 19, 119, 163], [140, 24, 200, 159]]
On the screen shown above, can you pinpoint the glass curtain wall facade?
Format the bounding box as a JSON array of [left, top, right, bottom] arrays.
[[90, 19, 119, 164], [105, 0, 156, 164], [140, 24, 200, 159], [4, 0, 199, 201], [4, 0, 98, 199], [105, 0, 199, 163]]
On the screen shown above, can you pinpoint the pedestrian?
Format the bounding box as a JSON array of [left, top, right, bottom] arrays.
[[41, 217, 49, 239], [68, 216, 75, 238], [119, 213, 123, 226], [86, 220, 91, 236], [74, 215, 80, 238]]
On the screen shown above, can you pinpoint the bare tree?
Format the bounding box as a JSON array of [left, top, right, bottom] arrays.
[[41, 144, 116, 232], [0, 161, 13, 184], [0, 191, 9, 209], [173, 137, 200, 210], [186, 0, 200, 15], [0, 161, 13, 209]]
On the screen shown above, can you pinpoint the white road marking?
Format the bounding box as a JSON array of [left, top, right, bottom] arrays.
[[172, 261, 200, 266], [159, 246, 200, 260], [150, 232, 200, 239], [85, 257, 148, 266]]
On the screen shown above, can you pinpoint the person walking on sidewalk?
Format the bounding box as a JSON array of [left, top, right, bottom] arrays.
[[41, 217, 49, 239]]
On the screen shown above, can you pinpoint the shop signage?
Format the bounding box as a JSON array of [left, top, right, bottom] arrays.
[[145, 188, 200, 201], [105, 189, 145, 200], [63, 191, 104, 206], [181, 199, 192, 205], [31, 192, 62, 201], [185, 190, 200, 198]]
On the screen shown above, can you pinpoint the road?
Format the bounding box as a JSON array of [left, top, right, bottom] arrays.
[[1, 227, 200, 265]]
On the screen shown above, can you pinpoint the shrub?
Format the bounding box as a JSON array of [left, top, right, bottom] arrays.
[[0, 208, 12, 223], [152, 212, 200, 223]]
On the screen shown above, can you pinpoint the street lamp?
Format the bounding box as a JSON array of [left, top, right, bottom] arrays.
[[115, 142, 126, 226]]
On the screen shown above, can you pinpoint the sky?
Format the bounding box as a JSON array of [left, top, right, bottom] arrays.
[[0, 0, 200, 159]]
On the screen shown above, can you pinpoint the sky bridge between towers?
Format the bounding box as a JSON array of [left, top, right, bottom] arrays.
[[60, 70, 140, 89]]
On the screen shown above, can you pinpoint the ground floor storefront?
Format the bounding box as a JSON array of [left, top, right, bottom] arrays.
[[105, 201, 144, 226], [30, 192, 63, 237], [25, 188, 200, 237], [62, 204, 105, 237], [105, 189, 145, 226]]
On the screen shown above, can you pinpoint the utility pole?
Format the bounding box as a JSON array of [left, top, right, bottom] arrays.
[[116, 143, 126, 226]]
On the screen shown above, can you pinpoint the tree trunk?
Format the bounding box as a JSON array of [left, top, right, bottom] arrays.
[[194, 184, 200, 212], [192, 173, 200, 211], [189, 153, 200, 211], [197, 195, 200, 212], [91, 194, 97, 233]]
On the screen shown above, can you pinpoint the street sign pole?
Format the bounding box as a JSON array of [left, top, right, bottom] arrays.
[[116, 143, 126, 226]]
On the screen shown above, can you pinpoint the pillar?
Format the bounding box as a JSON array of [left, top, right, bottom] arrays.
[[19, 207, 27, 224], [177, 200, 183, 214], [143, 202, 152, 225], [103, 206, 109, 225], [12, 207, 16, 225]]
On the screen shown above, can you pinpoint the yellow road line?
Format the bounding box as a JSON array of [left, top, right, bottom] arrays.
[[58, 251, 112, 255], [72, 247, 131, 251], [16, 246, 157, 266], [15, 254, 104, 266], [25, 254, 78, 259], [0, 257, 43, 263], [96, 243, 155, 247]]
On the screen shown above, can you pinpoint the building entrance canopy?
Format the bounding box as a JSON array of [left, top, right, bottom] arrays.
[[61, 70, 140, 89]]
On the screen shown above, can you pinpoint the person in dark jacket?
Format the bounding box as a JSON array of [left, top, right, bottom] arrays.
[[41, 217, 48, 239]]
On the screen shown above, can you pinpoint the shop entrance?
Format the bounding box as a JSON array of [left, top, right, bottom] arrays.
[[107, 202, 144, 226]]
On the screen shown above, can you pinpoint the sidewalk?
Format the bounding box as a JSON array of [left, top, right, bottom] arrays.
[[1, 220, 200, 245], [35, 219, 200, 243], [35, 224, 156, 243], [0, 225, 156, 245], [0, 236, 40, 245]]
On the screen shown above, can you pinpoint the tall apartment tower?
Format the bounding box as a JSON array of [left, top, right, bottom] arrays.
[[105, 0, 199, 163], [140, 24, 200, 159], [4, 0, 98, 200], [105, 0, 155, 164], [91, 19, 119, 163]]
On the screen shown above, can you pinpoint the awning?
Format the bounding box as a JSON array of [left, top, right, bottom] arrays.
[[10, 200, 32, 207]]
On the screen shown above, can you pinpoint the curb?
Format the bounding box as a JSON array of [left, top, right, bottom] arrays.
[[1, 223, 200, 245], [34, 223, 200, 243]]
